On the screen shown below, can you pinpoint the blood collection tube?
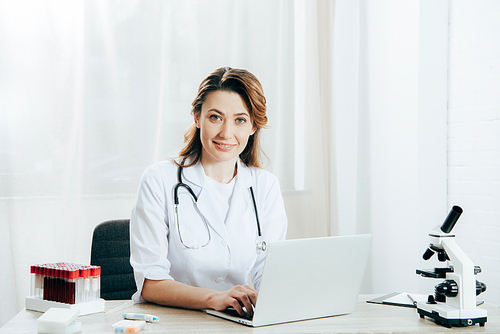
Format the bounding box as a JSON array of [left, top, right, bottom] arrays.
[[61, 265, 66, 303], [90, 266, 95, 301], [30, 265, 36, 298], [61, 264, 67, 303], [85, 267, 90, 302], [40, 265, 45, 300], [49, 265, 54, 300], [77, 264, 82, 303], [95, 266, 101, 300], [76, 265, 80, 303], [85, 266, 91, 302], [36, 265, 43, 299], [53, 264, 59, 302], [55, 265, 60, 302], [59, 265, 64, 303], [90, 266, 96, 301], [80, 266, 90, 302], [33, 265, 39, 299], [43, 265, 49, 301], [55, 266, 62, 303], [47, 264, 56, 302], [61, 265, 68, 304], [66, 266, 74, 304], [47, 265, 53, 302], [50, 265, 56, 302], [50, 265, 55, 302], [65, 264, 71, 304], [33, 265, 38, 299], [66, 265, 71, 304], [48, 265, 54, 302], [42, 265, 46, 301]]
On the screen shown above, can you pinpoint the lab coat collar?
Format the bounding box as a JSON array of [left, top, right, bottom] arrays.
[[181, 158, 204, 189], [181, 158, 253, 189]]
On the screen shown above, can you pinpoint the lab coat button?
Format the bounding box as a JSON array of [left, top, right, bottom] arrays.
[[221, 240, 228, 247], [215, 277, 223, 283]]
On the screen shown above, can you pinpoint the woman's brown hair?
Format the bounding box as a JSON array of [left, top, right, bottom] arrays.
[[177, 67, 268, 168]]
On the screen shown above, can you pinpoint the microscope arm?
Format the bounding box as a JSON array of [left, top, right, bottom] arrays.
[[441, 238, 477, 310]]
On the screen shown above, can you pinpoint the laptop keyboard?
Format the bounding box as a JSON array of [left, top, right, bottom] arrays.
[[224, 308, 253, 321]]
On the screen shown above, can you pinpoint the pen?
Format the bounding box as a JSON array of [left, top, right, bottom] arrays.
[[123, 313, 159, 323], [407, 294, 417, 306]]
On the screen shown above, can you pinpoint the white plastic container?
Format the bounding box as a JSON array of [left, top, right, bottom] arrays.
[[37, 308, 82, 334], [112, 320, 146, 332]]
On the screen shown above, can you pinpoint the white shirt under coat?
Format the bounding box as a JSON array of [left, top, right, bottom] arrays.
[[130, 158, 288, 303]]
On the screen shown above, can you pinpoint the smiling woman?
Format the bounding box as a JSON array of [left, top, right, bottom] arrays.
[[129, 67, 288, 317]]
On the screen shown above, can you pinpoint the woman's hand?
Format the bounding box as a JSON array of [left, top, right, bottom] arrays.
[[207, 285, 258, 317], [142, 279, 258, 317]]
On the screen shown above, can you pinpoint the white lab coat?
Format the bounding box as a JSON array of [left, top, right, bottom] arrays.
[[130, 158, 288, 303]]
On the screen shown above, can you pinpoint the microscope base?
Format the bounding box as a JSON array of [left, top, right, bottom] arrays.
[[417, 308, 487, 328]]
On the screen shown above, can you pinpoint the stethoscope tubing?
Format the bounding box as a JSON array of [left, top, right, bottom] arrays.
[[249, 187, 262, 237]]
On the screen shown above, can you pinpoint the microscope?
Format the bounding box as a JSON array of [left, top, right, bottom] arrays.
[[416, 206, 487, 328]]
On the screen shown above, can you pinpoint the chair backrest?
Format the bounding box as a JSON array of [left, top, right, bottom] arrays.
[[90, 219, 136, 300]]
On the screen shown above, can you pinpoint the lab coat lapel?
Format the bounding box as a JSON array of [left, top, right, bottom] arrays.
[[182, 161, 228, 241], [225, 160, 253, 228]]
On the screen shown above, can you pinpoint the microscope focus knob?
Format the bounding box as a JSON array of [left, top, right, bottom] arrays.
[[476, 280, 487, 296], [435, 280, 458, 298]]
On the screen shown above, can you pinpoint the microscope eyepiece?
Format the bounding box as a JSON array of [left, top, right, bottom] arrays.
[[440, 206, 463, 233]]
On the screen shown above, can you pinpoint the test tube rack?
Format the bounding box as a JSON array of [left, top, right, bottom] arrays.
[[26, 262, 105, 315]]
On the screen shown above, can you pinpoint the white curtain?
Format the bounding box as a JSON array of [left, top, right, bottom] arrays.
[[334, 0, 450, 296], [0, 0, 336, 325]]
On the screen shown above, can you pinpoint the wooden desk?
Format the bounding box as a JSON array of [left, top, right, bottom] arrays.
[[1, 295, 499, 333]]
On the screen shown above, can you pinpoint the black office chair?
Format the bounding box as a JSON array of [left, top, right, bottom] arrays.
[[90, 219, 137, 300]]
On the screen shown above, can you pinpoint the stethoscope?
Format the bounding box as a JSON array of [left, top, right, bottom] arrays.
[[173, 163, 267, 253]]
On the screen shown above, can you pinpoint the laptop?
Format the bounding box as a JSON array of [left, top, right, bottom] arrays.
[[205, 234, 372, 327]]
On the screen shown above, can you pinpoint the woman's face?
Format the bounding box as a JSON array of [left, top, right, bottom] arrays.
[[195, 90, 256, 167]]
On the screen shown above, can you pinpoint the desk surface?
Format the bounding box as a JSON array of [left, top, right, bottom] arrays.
[[2, 295, 499, 333]]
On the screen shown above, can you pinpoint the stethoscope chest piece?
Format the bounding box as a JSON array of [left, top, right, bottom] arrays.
[[256, 236, 267, 253]]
